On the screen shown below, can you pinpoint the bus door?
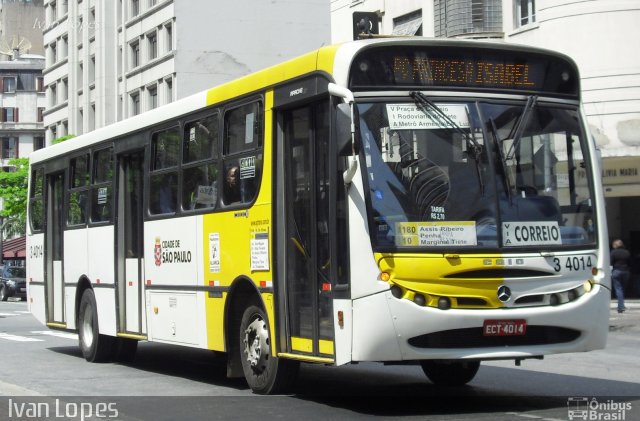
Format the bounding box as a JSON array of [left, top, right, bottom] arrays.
[[45, 172, 65, 324], [115, 150, 145, 335], [278, 101, 335, 358]]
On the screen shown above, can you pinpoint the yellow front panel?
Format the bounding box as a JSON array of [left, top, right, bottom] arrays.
[[377, 253, 508, 309]]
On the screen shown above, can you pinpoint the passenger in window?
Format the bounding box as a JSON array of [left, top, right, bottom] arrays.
[[158, 174, 176, 213], [224, 165, 241, 204]]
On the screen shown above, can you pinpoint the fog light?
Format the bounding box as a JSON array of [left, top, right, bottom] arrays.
[[583, 280, 593, 293], [391, 285, 402, 299], [567, 289, 577, 301], [414, 294, 426, 306], [549, 294, 560, 306], [437, 297, 451, 310]]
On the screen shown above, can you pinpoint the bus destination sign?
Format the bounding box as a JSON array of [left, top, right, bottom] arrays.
[[349, 45, 579, 97], [392, 57, 536, 90]]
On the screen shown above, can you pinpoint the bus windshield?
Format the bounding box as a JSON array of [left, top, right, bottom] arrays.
[[359, 97, 596, 251]]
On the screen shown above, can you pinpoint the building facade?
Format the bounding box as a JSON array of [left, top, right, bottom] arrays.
[[42, 0, 331, 141], [331, 0, 640, 253], [0, 54, 46, 168], [0, 0, 46, 60]]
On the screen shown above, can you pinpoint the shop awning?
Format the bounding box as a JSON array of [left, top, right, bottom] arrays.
[[2, 236, 25, 259], [392, 17, 422, 36]]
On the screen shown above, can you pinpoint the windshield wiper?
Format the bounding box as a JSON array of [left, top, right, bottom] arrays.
[[505, 95, 538, 160], [410, 91, 485, 194], [488, 117, 513, 204]]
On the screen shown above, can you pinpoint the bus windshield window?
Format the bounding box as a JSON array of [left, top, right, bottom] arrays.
[[358, 100, 596, 250]]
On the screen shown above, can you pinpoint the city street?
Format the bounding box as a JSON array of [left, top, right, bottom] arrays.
[[0, 299, 638, 420]]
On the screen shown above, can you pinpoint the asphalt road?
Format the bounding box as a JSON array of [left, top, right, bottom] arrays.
[[0, 299, 638, 420]]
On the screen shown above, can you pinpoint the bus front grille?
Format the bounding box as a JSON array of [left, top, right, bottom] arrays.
[[408, 326, 580, 349]]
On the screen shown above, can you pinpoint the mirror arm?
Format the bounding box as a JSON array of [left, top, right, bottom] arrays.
[[328, 83, 359, 184]]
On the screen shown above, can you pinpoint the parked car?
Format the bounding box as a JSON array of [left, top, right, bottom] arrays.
[[0, 265, 26, 301]]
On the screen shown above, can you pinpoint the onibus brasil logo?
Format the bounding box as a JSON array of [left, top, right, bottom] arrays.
[[567, 397, 632, 420]]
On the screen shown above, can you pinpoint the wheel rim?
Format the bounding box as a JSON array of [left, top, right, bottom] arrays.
[[81, 305, 94, 349], [242, 314, 270, 373]]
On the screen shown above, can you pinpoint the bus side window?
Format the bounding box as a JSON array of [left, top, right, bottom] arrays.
[[222, 101, 262, 205], [67, 154, 89, 226], [29, 168, 45, 232], [91, 147, 113, 223], [182, 114, 219, 211], [150, 127, 180, 215]]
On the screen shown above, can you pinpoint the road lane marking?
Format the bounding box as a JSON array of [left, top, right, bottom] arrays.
[[0, 312, 20, 317], [31, 330, 78, 340], [0, 332, 44, 342]]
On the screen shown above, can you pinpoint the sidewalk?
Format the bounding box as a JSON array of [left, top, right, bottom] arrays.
[[609, 299, 640, 333]]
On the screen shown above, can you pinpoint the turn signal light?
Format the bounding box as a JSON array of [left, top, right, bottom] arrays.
[[379, 272, 391, 282]]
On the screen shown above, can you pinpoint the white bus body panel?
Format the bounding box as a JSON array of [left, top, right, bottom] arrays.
[[27, 233, 46, 325], [352, 285, 609, 362], [63, 228, 89, 329], [332, 299, 353, 366], [144, 216, 208, 348], [87, 225, 117, 335], [125, 258, 141, 332], [87, 225, 115, 286], [52, 261, 64, 322]]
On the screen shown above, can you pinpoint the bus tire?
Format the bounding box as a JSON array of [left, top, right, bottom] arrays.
[[78, 289, 115, 363], [420, 360, 480, 386], [0, 285, 8, 301], [239, 304, 299, 394]]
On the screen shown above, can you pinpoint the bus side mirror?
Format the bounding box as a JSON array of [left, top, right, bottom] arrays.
[[336, 103, 359, 156]]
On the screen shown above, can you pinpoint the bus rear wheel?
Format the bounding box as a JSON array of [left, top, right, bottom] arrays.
[[239, 305, 298, 394], [78, 289, 115, 362], [420, 360, 480, 386]]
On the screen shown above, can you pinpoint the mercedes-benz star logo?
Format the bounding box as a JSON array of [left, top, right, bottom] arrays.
[[497, 285, 512, 302]]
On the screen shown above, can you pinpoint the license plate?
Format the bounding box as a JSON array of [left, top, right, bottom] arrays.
[[483, 319, 527, 336]]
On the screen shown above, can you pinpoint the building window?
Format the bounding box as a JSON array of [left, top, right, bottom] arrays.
[[50, 42, 57, 64], [165, 77, 173, 103], [131, 0, 139, 17], [89, 56, 96, 84], [1, 137, 18, 159], [165, 23, 173, 53], [50, 125, 57, 141], [50, 84, 57, 106], [34, 137, 45, 151], [131, 92, 140, 116], [36, 77, 45, 92], [148, 85, 157, 110], [1, 107, 18, 122], [37, 107, 45, 122], [50, 1, 57, 22], [147, 32, 158, 60], [2, 77, 16, 93], [62, 78, 68, 102], [149, 0, 157, 7], [130, 40, 140, 68], [515, 0, 536, 27]]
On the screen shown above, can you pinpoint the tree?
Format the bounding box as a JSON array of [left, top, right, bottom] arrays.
[[0, 157, 29, 240]]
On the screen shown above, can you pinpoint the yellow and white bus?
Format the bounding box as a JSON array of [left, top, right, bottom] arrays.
[[27, 38, 609, 394]]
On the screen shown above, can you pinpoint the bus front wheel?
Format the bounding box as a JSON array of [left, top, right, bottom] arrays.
[[239, 304, 298, 394], [78, 289, 115, 362], [420, 360, 480, 386]]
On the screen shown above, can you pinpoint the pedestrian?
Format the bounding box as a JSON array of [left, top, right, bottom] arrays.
[[610, 239, 630, 313]]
